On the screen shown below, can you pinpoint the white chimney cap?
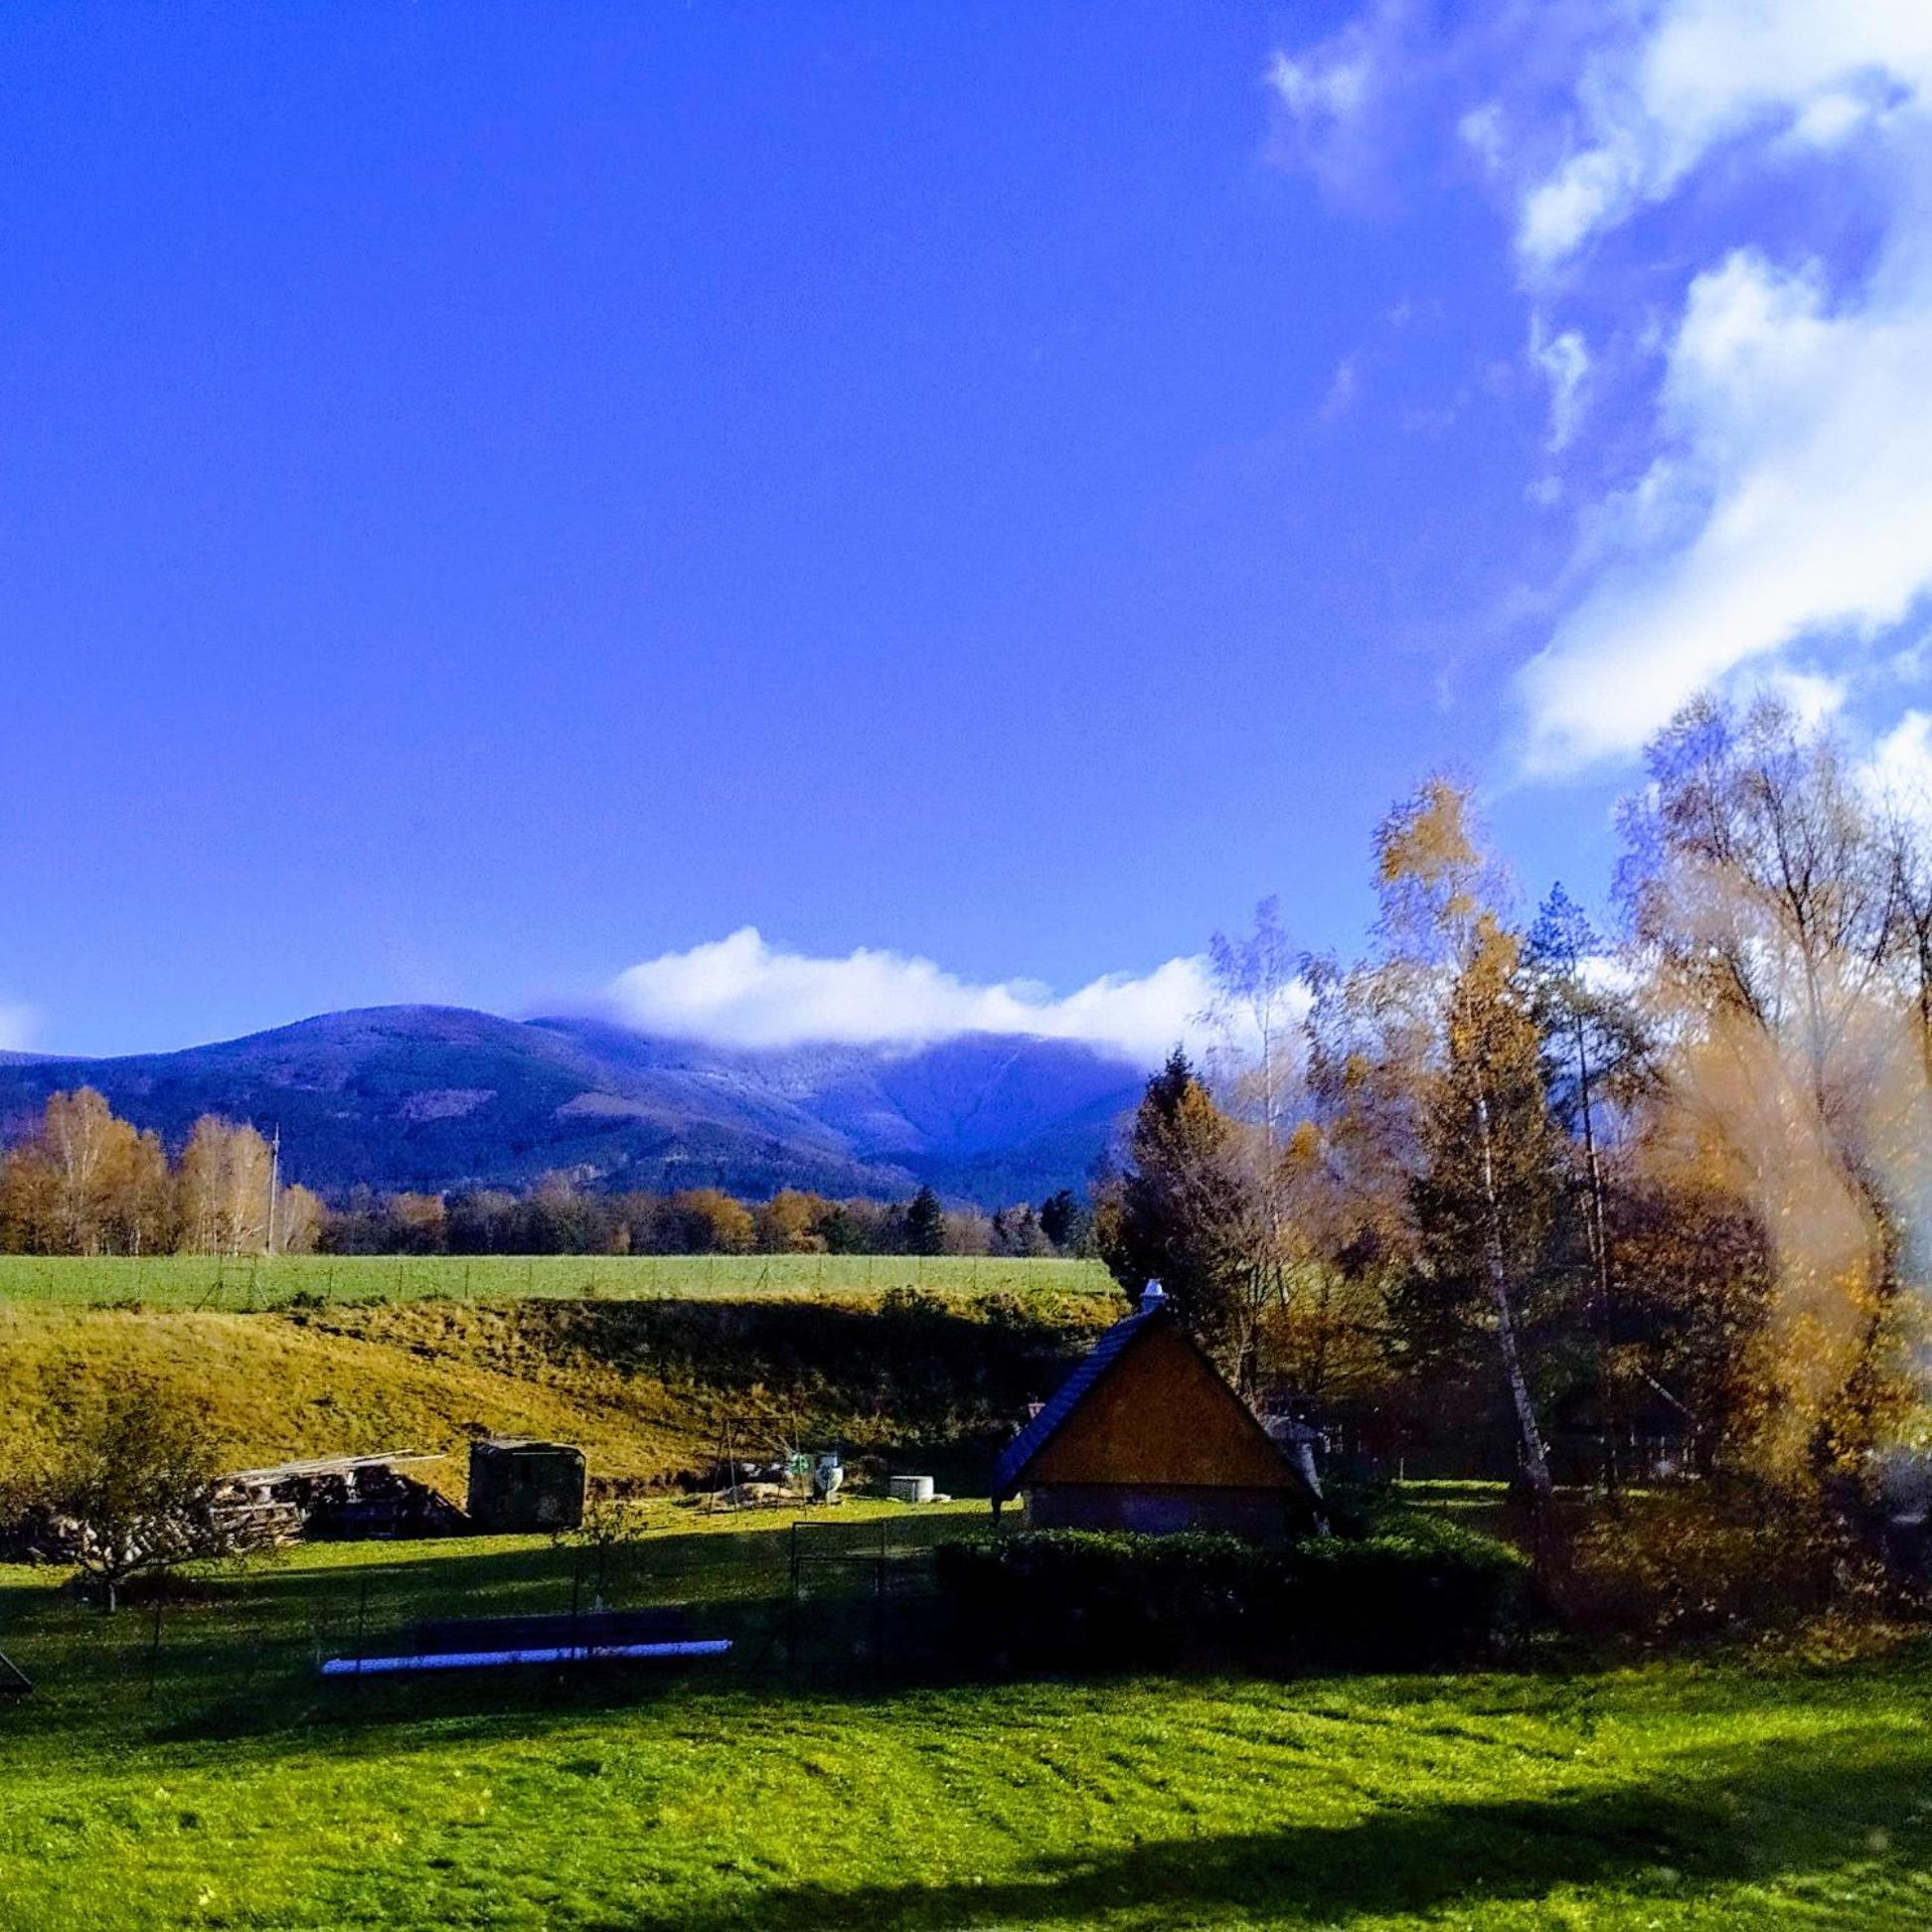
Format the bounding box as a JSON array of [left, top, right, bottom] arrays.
[[1139, 1280, 1168, 1314]]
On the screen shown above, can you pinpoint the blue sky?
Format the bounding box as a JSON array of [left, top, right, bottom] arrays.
[[5, 2, 1928, 1060]]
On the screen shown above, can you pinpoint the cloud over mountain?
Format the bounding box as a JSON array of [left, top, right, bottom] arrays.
[[606, 927, 1211, 1062]]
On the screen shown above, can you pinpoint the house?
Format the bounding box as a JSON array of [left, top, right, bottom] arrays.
[[991, 1283, 1321, 1536]]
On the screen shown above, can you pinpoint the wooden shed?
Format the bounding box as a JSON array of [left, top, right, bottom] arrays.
[[466, 1438, 586, 1533], [992, 1283, 1319, 1537]]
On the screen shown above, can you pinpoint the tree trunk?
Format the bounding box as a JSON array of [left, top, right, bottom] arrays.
[[1571, 1017, 1621, 1501], [1474, 1086, 1553, 1507]]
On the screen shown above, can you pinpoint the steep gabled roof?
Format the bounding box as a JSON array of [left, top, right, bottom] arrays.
[[992, 1305, 1157, 1500], [994, 1302, 1312, 1504]]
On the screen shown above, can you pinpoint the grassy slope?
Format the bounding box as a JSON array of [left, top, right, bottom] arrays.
[[0, 1521, 1928, 1930], [0, 1291, 1120, 1486]]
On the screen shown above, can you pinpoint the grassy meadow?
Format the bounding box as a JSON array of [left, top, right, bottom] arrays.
[[5, 1268, 1929, 1927], [2, 1511, 1929, 1930], [0, 1284, 1120, 1487], [0, 1252, 1113, 1311]]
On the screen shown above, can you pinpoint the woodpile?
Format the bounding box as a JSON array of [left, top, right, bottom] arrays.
[[215, 1454, 465, 1541]]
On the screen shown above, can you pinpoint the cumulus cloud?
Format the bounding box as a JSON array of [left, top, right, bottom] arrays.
[[606, 927, 1213, 1062], [1505, 0, 1932, 775], [0, 1002, 36, 1053]]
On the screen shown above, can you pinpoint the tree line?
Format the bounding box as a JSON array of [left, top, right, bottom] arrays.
[[319, 1179, 1091, 1259], [0, 1093, 1093, 1263], [1096, 691, 1931, 1595], [0, 1095, 322, 1257]]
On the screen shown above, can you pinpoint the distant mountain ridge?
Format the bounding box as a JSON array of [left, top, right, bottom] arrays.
[[0, 1007, 1147, 1206]]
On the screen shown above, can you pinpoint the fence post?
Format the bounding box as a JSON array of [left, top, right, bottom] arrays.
[[788, 1523, 801, 1672], [145, 1595, 164, 1701]]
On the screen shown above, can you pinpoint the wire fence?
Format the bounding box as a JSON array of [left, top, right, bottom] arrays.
[[0, 1509, 993, 1740], [0, 1252, 1114, 1310]]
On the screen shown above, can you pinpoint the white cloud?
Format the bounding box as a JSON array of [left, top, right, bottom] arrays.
[[1763, 666, 1850, 728], [1519, 237, 1932, 773], [1530, 314, 1590, 450], [1517, 2, 1932, 271], [1264, 1, 1412, 200], [1459, 101, 1506, 173], [606, 927, 1213, 1063], [1506, 1, 1932, 775], [1318, 356, 1360, 423], [1268, 42, 1371, 127], [1864, 709, 1932, 824], [0, 1003, 35, 1053]]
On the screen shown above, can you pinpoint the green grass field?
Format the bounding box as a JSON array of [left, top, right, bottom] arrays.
[[0, 1252, 1114, 1310], [3, 1508, 1929, 1930]]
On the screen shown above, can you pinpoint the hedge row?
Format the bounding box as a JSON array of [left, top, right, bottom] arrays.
[[936, 1522, 1530, 1673]]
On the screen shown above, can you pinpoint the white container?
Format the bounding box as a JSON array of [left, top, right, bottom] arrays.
[[888, 1475, 935, 1505]]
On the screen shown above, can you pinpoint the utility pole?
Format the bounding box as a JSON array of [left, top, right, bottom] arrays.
[[265, 1125, 280, 1256]]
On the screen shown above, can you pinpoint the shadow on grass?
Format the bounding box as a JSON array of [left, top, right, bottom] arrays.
[[79, 1524, 959, 1746], [595, 1732, 1928, 1932]]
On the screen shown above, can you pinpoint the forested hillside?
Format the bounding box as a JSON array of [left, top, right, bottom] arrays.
[[0, 1012, 1142, 1206]]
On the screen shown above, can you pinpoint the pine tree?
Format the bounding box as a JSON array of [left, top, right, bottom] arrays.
[[903, 1186, 947, 1257], [1095, 1049, 1269, 1379]]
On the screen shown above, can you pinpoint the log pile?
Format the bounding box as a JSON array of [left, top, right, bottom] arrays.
[[216, 1454, 464, 1541]]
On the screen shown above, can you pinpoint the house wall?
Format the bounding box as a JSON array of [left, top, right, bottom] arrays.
[[1022, 1483, 1300, 1537]]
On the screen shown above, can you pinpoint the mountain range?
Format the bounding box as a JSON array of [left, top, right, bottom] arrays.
[[0, 1008, 1148, 1206]]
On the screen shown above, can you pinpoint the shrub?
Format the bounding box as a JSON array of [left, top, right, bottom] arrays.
[[1563, 1487, 1891, 1641], [937, 1520, 1529, 1674]]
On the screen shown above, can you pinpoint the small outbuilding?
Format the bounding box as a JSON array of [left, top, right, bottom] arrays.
[[992, 1283, 1320, 1538], [466, 1438, 586, 1533]]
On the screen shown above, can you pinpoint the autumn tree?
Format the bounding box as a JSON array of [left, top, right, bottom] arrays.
[[1616, 694, 1930, 1492], [174, 1116, 273, 1254], [755, 1189, 829, 1253], [1301, 780, 1571, 1510], [1257, 1118, 1393, 1409], [0, 1089, 172, 1256], [654, 1188, 756, 1255], [1408, 913, 1569, 1505], [32, 1376, 257, 1611]]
